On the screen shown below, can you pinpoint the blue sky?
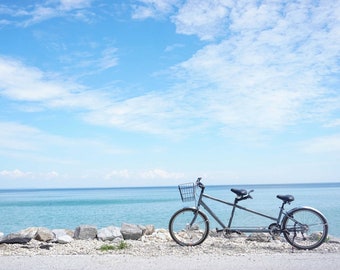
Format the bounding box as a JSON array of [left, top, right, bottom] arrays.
[[0, 0, 339, 188]]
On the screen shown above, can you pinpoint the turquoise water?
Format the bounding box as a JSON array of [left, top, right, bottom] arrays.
[[0, 182, 339, 237]]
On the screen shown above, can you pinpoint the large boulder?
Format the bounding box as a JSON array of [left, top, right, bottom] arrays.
[[74, 225, 97, 240], [52, 229, 74, 239], [18, 227, 39, 238], [120, 223, 143, 240], [58, 234, 74, 244], [35, 227, 54, 242], [0, 233, 31, 244], [97, 226, 123, 241], [15, 227, 54, 242], [53, 229, 74, 244]]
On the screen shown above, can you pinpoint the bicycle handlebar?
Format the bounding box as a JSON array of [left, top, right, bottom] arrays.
[[196, 177, 205, 188]]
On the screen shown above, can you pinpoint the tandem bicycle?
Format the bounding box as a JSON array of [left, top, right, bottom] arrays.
[[169, 178, 328, 250]]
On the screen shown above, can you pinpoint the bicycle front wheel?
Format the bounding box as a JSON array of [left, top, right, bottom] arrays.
[[169, 208, 209, 246], [282, 207, 328, 250]]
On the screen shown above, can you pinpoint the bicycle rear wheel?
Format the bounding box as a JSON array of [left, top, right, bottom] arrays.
[[282, 207, 328, 250], [169, 208, 209, 246]]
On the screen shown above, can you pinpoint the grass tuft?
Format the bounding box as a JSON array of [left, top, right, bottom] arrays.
[[99, 241, 129, 251]]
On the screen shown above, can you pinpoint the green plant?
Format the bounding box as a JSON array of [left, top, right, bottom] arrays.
[[99, 241, 129, 252], [116, 240, 129, 250], [99, 244, 116, 251]]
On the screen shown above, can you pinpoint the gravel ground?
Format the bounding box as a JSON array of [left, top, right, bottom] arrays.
[[1, 232, 339, 270]]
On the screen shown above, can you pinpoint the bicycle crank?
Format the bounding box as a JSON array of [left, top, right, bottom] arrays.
[[268, 223, 281, 238]]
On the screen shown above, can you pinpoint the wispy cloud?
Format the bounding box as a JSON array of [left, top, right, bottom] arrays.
[[0, 169, 59, 179], [131, 0, 179, 19], [300, 134, 340, 154], [0, 56, 113, 110], [105, 168, 184, 180], [0, 0, 94, 27], [1, 1, 339, 140], [0, 121, 128, 167], [167, 0, 340, 136], [0, 56, 72, 102], [59, 0, 92, 11], [172, 0, 230, 41]]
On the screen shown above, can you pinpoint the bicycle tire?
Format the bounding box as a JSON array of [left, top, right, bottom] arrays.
[[282, 206, 328, 250], [169, 207, 209, 246]]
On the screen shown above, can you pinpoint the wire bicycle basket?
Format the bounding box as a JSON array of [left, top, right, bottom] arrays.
[[178, 182, 196, 202]]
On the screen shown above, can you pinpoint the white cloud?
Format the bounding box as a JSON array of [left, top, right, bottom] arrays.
[[0, 0, 94, 27], [0, 56, 113, 110], [139, 168, 184, 179], [301, 135, 340, 154], [0, 121, 128, 169], [0, 169, 59, 179], [60, 0, 92, 11], [131, 0, 179, 19], [0, 57, 71, 101], [105, 168, 184, 181], [1, 1, 339, 140], [84, 91, 206, 137], [0, 169, 33, 178], [99, 47, 119, 70], [105, 170, 131, 179], [325, 119, 340, 128], [164, 43, 184, 52], [58, 45, 119, 75], [173, 0, 231, 40], [0, 122, 43, 152], [167, 0, 340, 135], [23, 6, 57, 25]]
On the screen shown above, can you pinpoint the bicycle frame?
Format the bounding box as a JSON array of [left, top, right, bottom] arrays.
[[197, 189, 288, 234]]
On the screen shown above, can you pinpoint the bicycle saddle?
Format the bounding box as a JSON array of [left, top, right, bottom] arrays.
[[231, 188, 247, 197], [276, 194, 294, 203]]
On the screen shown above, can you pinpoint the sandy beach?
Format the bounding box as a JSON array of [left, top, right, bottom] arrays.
[[1, 231, 339, 270]]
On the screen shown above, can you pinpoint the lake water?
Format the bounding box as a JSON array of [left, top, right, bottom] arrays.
[[0, 182, 339, 237]]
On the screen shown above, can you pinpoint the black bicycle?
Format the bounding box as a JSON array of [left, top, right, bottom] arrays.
[[169, 178, 328, 250]]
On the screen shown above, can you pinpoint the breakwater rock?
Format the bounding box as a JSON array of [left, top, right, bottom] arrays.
[[0, 223, 155, 244]]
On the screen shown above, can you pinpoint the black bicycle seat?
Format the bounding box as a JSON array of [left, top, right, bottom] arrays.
[[276, 194, 294, 203], [231, 188, 247, 197]]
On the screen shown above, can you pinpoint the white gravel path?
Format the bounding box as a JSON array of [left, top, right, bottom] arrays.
[[1, 253, 339, 270]]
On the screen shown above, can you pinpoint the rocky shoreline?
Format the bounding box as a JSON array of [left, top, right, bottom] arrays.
[[1, 224, 339, 257]]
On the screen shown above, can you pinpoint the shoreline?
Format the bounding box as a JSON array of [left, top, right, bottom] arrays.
[[1, 231, 339, 270]]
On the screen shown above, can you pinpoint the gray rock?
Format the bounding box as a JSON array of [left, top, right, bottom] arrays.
[[144, 225, 155, 235], [97, 226, 123, 241], [52, 229, 74, 238], [247, 233, 271, 242], [120, 223, 143, 240], [74, 225, 97, 240], [57, 234, 74, 244], [0, 233, 31, 244], [52, 229, 67, 239], [35, 227, 54, 242], [18, 227, 39, 238], [52, 229, 74, 243]]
